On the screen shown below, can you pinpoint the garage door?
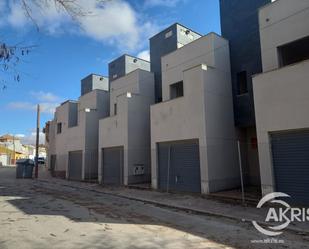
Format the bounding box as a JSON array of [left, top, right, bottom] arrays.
[[271, 130, 309, 205], [68, 151, 83, 181], [102, 147, 123, 185], [50, 154, 56, 172], [158, 140, 201, 193]]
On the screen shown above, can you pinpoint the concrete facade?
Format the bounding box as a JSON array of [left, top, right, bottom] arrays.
[[81, 74, 109, 96], [253, 0, 309, 195], [108, 54, 150, 83], [150, 23, 201, 103], [219, 0, 273, 188], [99, 69, 155, 185], [219, 0, 270, 127], [47, 75, 110, 180], [151, 33, 240, 194]]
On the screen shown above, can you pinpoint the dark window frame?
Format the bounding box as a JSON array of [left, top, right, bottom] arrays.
[[277, 35, 309, 68], [57, 123, 62, 134], [170, 81, 184, 100], [114, 103, 117, 115], [236, 71, 248, 95]]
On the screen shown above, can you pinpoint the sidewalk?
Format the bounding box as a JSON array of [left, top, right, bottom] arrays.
[[37, 172, 309, 236]]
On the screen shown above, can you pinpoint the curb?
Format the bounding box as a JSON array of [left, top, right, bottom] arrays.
[[36, 178, 309, 236]]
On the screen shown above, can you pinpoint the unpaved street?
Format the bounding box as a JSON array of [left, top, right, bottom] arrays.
[[0, 167, 308, 249]]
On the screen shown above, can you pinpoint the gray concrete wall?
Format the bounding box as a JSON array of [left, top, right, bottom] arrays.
[[127, 95, 153, 184], [54, 102, 71, 173], [125, 55, 150, 74], [80, 90, 110, 179], [52, 89, 109, 180], [203, 67, 239, 192], [176, 24, 202, 48], [253, 60, 309, 194], [46, 119, 56, 170], [151, 33, 239, 194], [259, 0, 309, 72], [109, 55, 150, 83], [219, 0, 270, 127], [150, 23, 201, 102], [254, 0, 309, 195], [99, 69, 154, 185], [81, 74, 109, 96]]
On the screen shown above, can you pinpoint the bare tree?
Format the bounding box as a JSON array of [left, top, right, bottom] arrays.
[[21, 0, 94, 28], [1, 0, 107, 90], [0, 42, 36, 90]]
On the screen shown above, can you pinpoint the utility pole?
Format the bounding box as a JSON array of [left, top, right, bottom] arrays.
[[13, 135, 15, 165], [35, 104, 40, 178]]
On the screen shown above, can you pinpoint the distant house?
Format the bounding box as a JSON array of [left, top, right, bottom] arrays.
[[0, 134, 39, 164], [0, 145, 24, 166]]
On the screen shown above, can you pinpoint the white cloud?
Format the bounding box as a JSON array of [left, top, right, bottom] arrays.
[[144, 0, 183, 8], [0, 1, 5, 10], [15, 134, 25, 138], [137, 50, 150, 61], [7, 2, 28, 28], [77, 0, 139, 50], [39, 102, 59, 114], [18, 131, 45, 145], [7, 101, 36, 111], [7, 0, 69, 33], [5, 0, 159, 51], [7, 101, 59, 114], [30, 91, 61, 102], [7, 91, 62, 115], [0, 1, 7, 17]]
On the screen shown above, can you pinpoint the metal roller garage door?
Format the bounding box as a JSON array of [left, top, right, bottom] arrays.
[[158, 140, 201, 193], [271, 130, 309, 205], [102, 147, 123, 185], [68, 151, 83, 181]]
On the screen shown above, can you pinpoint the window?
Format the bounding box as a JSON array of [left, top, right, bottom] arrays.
[[278, 36, 309, 67], [237, 71, 248, 95], [57, 123, 62, 134], [68, 104, 78, 128], [170, 81, 184, 99], [114, 103, 117, 115], [165, 30, 173, 39]]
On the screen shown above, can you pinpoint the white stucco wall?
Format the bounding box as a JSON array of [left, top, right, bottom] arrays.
[[151, 33, 239, 194], [99, 69, 154, 185], [52, 90, 109, 179], [259, 0, 309, 72], [254, 0, 309, 195], [253, 60, 309, 194]]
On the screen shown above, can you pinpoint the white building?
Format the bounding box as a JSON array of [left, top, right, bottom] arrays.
[[98, 60, 154, 185], [253, 0, 309, 205], [151, 33, 240, 194], [47, 75, 109, 179]]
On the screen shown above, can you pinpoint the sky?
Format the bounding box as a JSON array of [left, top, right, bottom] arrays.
[[0, 0, 221, 144]]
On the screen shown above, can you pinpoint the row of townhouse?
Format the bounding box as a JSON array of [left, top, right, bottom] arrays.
[[45, 0, 309, 205]]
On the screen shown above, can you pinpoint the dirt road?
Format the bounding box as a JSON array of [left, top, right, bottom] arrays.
[[0, 167, 308, 249]]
